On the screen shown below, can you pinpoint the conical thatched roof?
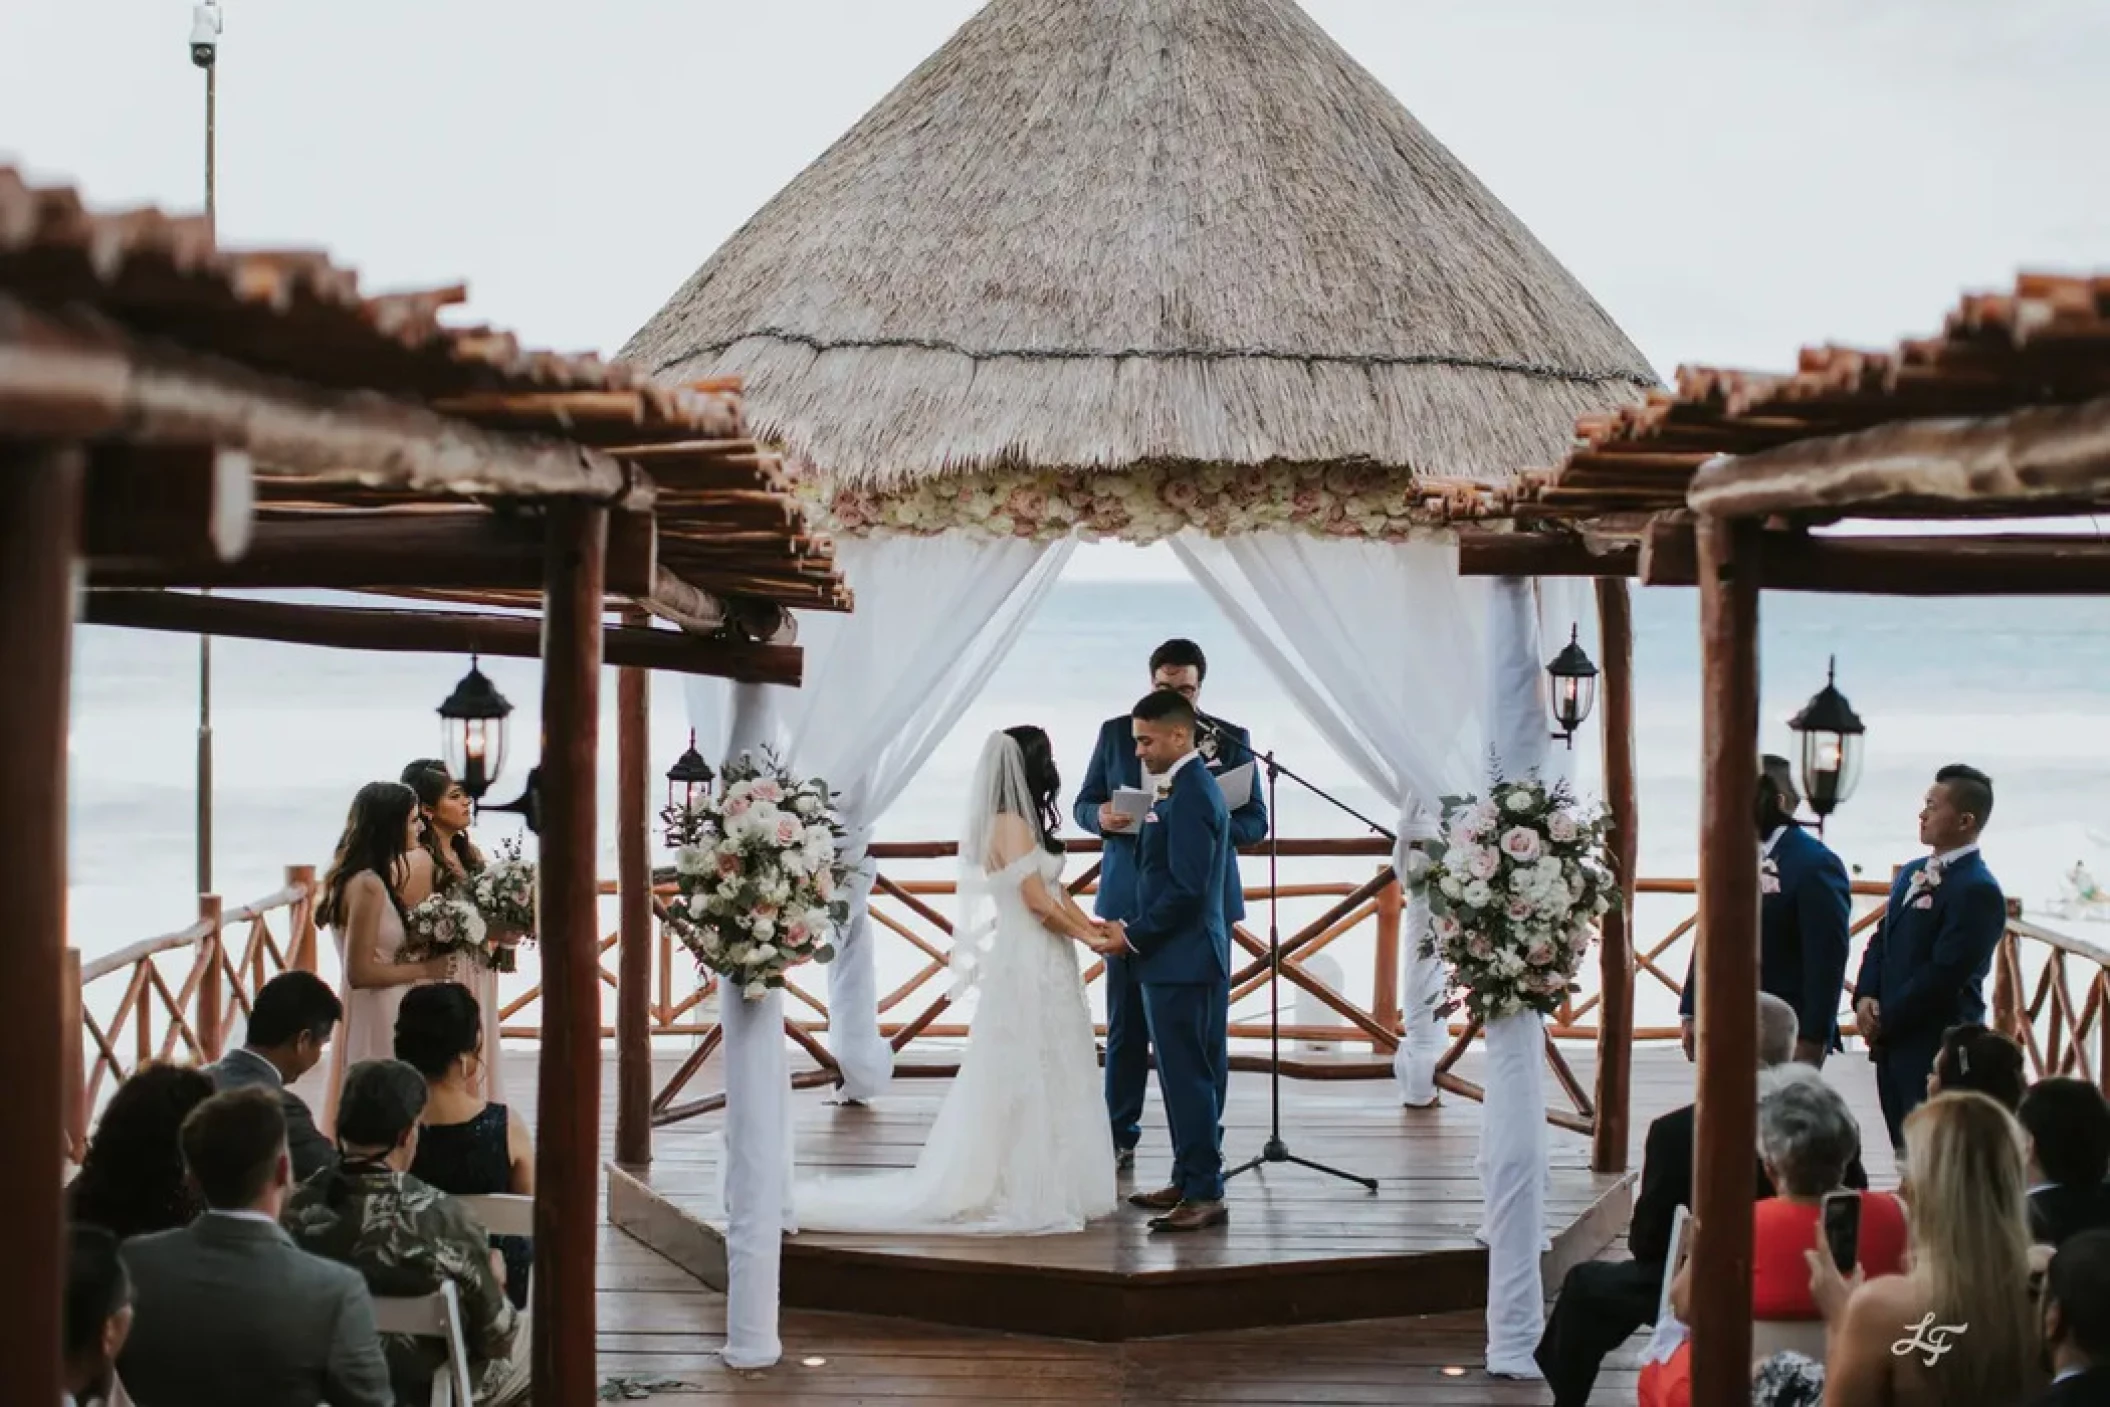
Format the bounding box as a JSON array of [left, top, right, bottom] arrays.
[[623, 0, 1654, 492]]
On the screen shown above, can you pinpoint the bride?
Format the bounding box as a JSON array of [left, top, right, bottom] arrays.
[[793, 725, 1118, 1235]]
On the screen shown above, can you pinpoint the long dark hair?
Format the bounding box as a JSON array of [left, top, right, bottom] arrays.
[[402, 760, 485, 885], [67, 1062, 215, 1240], [317, 781, 418, 929], [1004, 725, 1063, 855]]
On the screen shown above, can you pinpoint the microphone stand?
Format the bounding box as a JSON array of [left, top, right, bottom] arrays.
[[1206, 720, 1382, 1192]]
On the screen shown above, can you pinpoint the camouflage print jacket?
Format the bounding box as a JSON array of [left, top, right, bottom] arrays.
[[284, 1163, 519, 1401]]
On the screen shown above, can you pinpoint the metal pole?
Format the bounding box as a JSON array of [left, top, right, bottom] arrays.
[[196, 27, 217, 895]]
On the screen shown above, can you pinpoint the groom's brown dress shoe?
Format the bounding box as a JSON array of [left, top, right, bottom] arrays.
[[1149, 1199, 1229, 1233], [1127, 1184, 1182, 1211]]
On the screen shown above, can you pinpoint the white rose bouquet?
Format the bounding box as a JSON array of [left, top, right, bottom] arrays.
[[665, 749, 852, 1001], [1419, 772, 1618, 1023], [469, 833, 537, 951], [401, 894, 495, 970]]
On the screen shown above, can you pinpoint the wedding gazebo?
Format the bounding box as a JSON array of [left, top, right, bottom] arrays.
[[617, 0, 1655, 1374]]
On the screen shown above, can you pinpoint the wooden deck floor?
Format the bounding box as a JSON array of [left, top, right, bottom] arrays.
[[419, 1041, 1900, 1404]]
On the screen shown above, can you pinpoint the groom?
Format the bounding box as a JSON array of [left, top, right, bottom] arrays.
[[1092, 689, 1235, 1232], [1075, 639, 1267, 1174]]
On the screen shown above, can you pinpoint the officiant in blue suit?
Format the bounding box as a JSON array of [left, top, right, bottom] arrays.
[[1678, 755, 1854, 1067], [1075, 639, 1269, 1171]]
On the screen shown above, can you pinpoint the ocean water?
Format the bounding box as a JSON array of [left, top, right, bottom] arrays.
[[67, 579, 2110, 1032]]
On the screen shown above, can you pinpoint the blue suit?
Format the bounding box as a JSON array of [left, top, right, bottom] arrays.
[[1679, 825, 1853, 1050], [1074, 713, 1267, 1156], [1853, 848, 2006, 1150], [1124, 758, 1234, 1202]]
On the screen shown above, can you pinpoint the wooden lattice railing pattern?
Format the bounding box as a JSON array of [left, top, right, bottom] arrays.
[[1994, 918, 2110, 1090], [65, 865, 317, 1159]]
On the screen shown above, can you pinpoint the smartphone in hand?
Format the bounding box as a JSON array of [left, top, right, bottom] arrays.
[[1822, 1189, 1862, 1274]]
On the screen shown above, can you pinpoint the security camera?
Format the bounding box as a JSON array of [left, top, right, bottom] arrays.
[[189, 2, 222, 69]]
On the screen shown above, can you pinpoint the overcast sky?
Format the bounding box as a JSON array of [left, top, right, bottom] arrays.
[[6, 2, 2105, 576]]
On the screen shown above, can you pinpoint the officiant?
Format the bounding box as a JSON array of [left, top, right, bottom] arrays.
[[1074, 639, 1269, 1171]]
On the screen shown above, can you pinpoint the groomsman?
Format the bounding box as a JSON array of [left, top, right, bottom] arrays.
[[1854, 763, 2008, 1155], [1679, 756, 1853, 1066], [1075, 639, 1269, 1170]]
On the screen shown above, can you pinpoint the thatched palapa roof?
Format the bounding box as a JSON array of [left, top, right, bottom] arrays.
[[624, 0, 1654, 538]]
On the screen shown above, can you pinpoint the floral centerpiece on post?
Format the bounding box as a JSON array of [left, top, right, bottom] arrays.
[[664, 749, 853, 1001], [401, 893, 497, 971], [1419, 773, 1617, 1024]]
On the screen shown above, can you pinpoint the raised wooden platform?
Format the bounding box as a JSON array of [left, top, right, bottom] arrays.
[[607, 1064, 1634, 1341]]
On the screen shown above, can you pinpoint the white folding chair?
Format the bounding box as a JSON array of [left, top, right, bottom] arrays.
[[371, 1279, 475, 1407], [1657, 1204, 1692, 1326], [457, 1193, 534, 1238]]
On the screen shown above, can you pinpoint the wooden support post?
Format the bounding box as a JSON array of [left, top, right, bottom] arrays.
[[615, 611, 654, 1167], [197, 894, 225, 1061], [1590, 577, 1639, 1175], [0, 441, 83, 1407], [287, 864, 320, 972], [530, 500, 606, 1401], [1691, 518, 1762, 1404], [62, 947, 86, 1162], [1371, 871, 1402, 1053]]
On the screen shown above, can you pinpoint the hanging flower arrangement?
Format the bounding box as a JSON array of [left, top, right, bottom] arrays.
[[1419, 773, 1618, 1023], [665, 750, 853, 1001], [791, 461, 1506, 544]]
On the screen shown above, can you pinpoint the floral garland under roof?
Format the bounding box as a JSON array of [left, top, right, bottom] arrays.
[[787, 460, 1520, 544]]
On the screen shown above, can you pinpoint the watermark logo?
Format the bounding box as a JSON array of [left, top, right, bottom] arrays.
[[1891, 1312, 1967, 1367]]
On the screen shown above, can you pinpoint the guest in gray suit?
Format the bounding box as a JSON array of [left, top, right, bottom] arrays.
[[117, 1087, 391, 1407], [210, 970, 343, 1182]]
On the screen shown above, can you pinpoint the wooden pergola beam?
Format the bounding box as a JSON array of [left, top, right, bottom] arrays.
[[0, 293, 653, 509], [1453, 528, 1638, 578], [1687, 393, 2110, 520], [1639, 518, 2110, 594], [83, 444, 255, 564], [80, 590, 802, 685], [88, 508, 659, 597]]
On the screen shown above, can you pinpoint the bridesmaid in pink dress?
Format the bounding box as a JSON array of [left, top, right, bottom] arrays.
[[316, 781, 456, 1133], [400, 760, 512, 1107]]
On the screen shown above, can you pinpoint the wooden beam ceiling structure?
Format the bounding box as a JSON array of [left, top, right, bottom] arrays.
[[0, 167, 852, 685]]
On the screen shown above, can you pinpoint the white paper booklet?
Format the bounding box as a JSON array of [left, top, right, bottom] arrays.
[[1111, 787, 1156, 821], [1214, 762, 1255, 811]]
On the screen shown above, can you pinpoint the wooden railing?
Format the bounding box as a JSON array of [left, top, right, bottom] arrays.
[[72, 852, 2110, 1155], [64, 866, 317, 1159]]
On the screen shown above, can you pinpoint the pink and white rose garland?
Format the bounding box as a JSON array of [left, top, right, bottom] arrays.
[[1419, 775, 1617, 1023], [666, 751, 853, 1001]]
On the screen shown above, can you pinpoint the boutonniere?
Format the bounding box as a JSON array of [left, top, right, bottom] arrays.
[[1906, 862, 1944, 902], [1154, 778, 1174, 801], [1197, 730, 1219, 761], [1759, 856, 1782, 895]]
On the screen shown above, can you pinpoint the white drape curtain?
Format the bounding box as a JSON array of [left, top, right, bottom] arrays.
[[1167, 533, 1489, 1107]]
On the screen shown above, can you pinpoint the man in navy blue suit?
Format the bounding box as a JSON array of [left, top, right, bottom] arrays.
[[1091, 688, 1236, 1233], [1679, 756, 1853, 1067], [1854, 763, 2008, 1156], [1074, 639, 1267, 1172]]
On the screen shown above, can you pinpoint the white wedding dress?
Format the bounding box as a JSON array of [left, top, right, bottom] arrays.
[[791, 737, 1117, 1236]]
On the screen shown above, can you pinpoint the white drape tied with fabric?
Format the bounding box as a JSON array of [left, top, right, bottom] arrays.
[[1170, 532, 1486, 1107], [688, 533, 1075, 1100], [719, 987, 791, 1369]]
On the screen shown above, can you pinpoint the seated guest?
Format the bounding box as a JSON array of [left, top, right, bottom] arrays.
[[396, 983, 534, 1309], [2020, 1078, 2110, 1248], [1534, 993, 1860, 1405], [118, 1088, 391, 1407], [286, 1059, 528, 1407], [64, 1224, 134, 1407], [68, 1062, 215, 1240], [1642, 1067, 1908, 1406], [1926, 1021, 2027, 1111], [2034, 1230, 2110, 1405], [1799, 1090, 2046, 1405], [210, 970, 343, 1182]]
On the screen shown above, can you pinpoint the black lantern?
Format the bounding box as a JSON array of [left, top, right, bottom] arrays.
[[1545, 625, 1600, 749], [1790, 656, 1864, 829], [661, 732, 716, 848], [438, 657, 512, 802]]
